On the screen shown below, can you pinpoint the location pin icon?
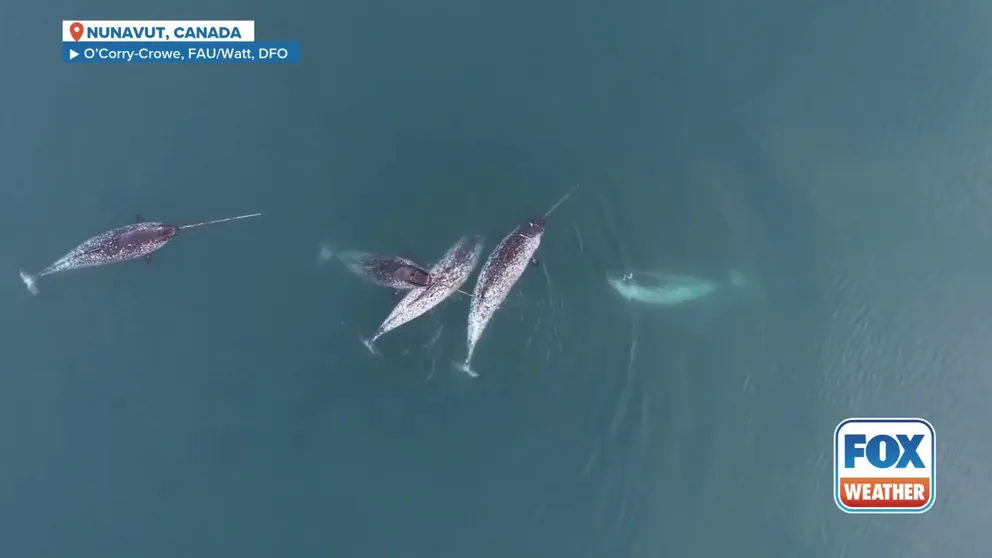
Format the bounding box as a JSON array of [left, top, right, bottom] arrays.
[[69, 22, 83, 42]]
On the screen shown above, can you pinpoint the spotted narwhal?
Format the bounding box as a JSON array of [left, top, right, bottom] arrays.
[[18, 212, 261, 295], [319, 244, 431, 290], [454, 187, 575, 377], [361, 234, 484, 355]]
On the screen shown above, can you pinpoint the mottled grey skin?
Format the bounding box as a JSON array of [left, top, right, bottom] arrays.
[[337, 250, 431, 290], [21, 212, 260, 295], [455, 218, 546, 377], [18, 221, 178, 295], [362, 235, 484, 354], [39, 222, 177, 276]]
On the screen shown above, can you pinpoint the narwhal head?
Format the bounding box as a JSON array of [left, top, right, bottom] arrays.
[[121, 223, 179, 250], [155, 224, 180, 240], [606, 270, 636, 293], [519, 217, 547, 238], [145, 224, 179, 245], [395, 265, 431, 287]]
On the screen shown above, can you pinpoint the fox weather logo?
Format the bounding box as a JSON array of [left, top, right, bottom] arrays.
[[833, 417, 935, 514]]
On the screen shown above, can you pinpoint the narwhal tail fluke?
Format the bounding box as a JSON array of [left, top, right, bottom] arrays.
[[361, 335, 382, 357], [317, 242, 336, 265], [19, 269, 39, 296], [452, 359, 479, 378], [728, 269, 747, 288]]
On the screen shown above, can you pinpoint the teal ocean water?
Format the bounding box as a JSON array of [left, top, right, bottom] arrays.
[[3, 0, 991, 556]]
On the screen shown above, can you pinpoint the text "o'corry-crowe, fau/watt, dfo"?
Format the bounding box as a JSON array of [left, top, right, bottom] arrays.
[[61, 20, 302, 64]]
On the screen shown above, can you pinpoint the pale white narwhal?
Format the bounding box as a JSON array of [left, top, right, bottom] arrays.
[[606, 269, 749, 306]]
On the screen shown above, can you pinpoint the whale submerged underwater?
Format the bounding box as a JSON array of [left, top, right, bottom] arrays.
[[606, 269, 751, 306]]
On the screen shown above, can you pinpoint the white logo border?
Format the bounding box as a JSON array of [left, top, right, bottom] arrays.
[[833, 417, 936, 514]]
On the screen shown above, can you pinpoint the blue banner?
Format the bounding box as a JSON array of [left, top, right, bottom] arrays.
[[63, 41, 301, 63]]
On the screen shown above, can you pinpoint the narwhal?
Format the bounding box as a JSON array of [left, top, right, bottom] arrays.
[[318, 244, 431, 290], [19, 212, 261, 295], [606, 269, 748, 306], [361, 234, 484, 355], [454, 186, 576, 377], [341, 252, 431, 289]]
